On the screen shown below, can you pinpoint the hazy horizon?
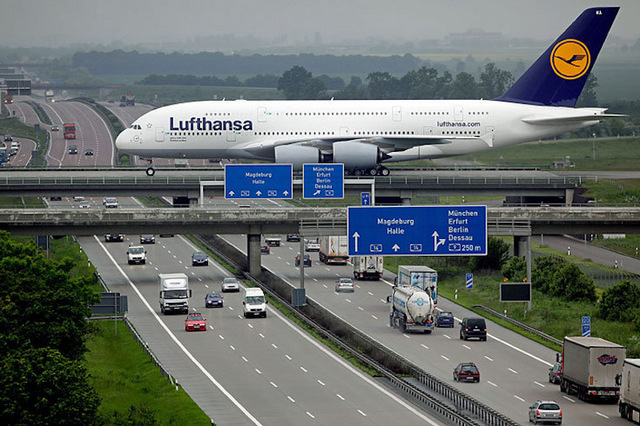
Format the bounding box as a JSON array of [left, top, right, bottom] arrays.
[[3, 1, 639, 51]]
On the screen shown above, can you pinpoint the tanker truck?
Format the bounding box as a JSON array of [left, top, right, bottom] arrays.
[[389, 285, 434, 334]]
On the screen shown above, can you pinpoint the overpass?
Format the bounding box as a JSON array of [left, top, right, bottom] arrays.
[[0, 168, 579, 205], [1, 206, 638, 277]]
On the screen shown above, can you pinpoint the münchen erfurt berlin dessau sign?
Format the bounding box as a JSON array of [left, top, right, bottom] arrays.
[[348, 205, 487, 256]]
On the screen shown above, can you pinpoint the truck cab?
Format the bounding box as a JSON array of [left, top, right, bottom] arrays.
[[127, 245, 146, 264], [243, 287, 267, 318]]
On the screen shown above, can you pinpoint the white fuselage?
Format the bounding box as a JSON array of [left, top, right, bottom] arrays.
[[115, 99, 602, 163]]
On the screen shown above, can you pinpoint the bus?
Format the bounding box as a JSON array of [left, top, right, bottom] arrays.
[[63, 123, 76, 139]]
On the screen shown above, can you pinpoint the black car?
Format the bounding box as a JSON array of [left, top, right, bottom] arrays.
[[548, 363, 562, 384], [205, 292, 223, 308], [68, 144, 78, 154], [295, 253, 312, 267], [140, 234, 155, 244], [453, 362, 480, 383], [286, 233, 300, 242], [260, 244, 270, 254], [84, 148, 94, 156], [4, 134, 12, 142], [191, 251, 209, 266], [460, 317, 487, 341], [104, 233, 124, 242]]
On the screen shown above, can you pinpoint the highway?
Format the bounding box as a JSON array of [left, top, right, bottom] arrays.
[[78, 233, 442, 425], [219, 229, 628, 425]]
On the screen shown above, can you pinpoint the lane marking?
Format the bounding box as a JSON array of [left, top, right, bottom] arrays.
[[287, 396, 295, 403], [463, 344, 471, 350], [421, 344, 429, 350], [337, 394, 345, 401], [596, 412, 609, 419], [484, 356, 494, 362], [358, 410, 367, 417], [317, 380, 325, 386], [562, 396, 575, 403], [508, 368, 518, 374], [441, 355, 450, 361], [534, 381, 545, 388], [514, 395, 525, 402], [487, 381, 497, 387]]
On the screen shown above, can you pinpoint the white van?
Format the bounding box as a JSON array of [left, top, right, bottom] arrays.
[[243, 287, 267, 318]]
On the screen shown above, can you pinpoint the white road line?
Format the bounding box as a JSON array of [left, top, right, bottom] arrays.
[[357, 410, 367, 417], [487, 381, 497, 387], [317, 380, 325, 386], [271, 343, 278, 349], [242, 356, 249, 363], [358, 306, 364, 311], [287, 396, 295, 403], [337, 394, 345, 401], [230, 345, 235, 351], [345, 298, 352, 303], [259, 333, 265, 338], [367, 292, 373, 296], [443, 334, 451, 339], [306, 412, 315, 419], [562, 396, 575, 403], [441, 355, 450, 361], [404, 334, 411, 339], [421, 344, 429, 350], [93, 236, 261, 426], [270, 381, 277, 388], [534, 381, 545, 388], [371, 315, 378, 320], [508, 368, 518, 374], [463, 344, 471, 350], [285, 355, 292, 361], [484, 356, 494, 361], [300, 366, 308, 373], [218, 335, 224, 340], [596, 412, 609, 419], [255, 368, 262, 375], [514, 395, 525, 402], [247, 323, 254, 329]]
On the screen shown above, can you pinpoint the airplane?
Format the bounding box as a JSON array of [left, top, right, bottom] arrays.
[[116, 7, 622, 177]]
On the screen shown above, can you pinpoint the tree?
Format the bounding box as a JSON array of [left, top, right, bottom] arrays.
[[502, 256, 527, 282], [550, 263, 596, 302], [277, 65, 312, 99], [532, 256, 567, 292], [366, 71, 400, 99], [598, 280, 640, 322], [479, 63, 514, 99], [448, 72, 478, 99], [576, 74, 599, 107], [0, 348, 100, 425], [469, 237, 510, 272]]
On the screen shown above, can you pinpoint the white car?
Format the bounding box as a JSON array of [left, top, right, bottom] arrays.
[[78, 201, 90, 209], [221, 277, 240, 292], [335, 277, 355, 293], [305, 239, 320, 251]]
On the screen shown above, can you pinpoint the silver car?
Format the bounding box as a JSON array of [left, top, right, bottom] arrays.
[[528, 400, 562, 424], [221, 277, 240, 292], [335, 277, 354, 293]]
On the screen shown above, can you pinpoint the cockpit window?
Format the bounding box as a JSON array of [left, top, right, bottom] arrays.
[[130, 124, 142, 130]]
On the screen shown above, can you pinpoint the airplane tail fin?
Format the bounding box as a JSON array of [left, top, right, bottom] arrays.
[[494, 7, 618, 107]]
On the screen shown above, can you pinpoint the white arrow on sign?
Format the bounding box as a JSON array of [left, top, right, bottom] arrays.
[[283, 190, 289, 196], [313, 190, 321, 196], [352, 231, 360, 252], [256, 191, 262, 196], [432, 231, 446, 251], [392, 244, 400, 252], [228, 191, 235, 196]]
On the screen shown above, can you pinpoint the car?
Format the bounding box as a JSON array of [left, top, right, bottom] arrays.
[[139, 234, 155, 244], [84, 148, 94, 156], [4, 135, 12, 142], [436, 310, 455, 328], [459, 317, 487, 341], [73, 196, 85, 202], [191, 251, 209, 266], [528, 400, 562, 424], [295, 253, 312, 267], [205, 292, 224, 308], [548, 363, 562, 385], [78, 201, 90, 209], [286, 233, 300, 242], [184, 313, 207, 331], [104, 233, 125, 242], [264, 236, 281, 247], [221, 277, 240, 292], [103, 197, 118, 208], [260, 244, 270, 254], [335, 277, 354, 293], [453, 362, 480, 383], [49, 196, 62, 201], [159, 233, 175, 238], [68, 144, 78, 154], [305, 239, 320, 251], [51, 125, 59, 131]]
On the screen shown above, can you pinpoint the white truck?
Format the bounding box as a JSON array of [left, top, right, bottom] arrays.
[[396, 265, 438, 304], [159, 273, 191, 314], [560, 336, 625, 402], [126, 245, 146, 264], [352, 255, 383, 280], [620, 359, 640, 422], [389, 285, 434, 334], [243, 287, 267, 318], [318, 236, 349, 264]]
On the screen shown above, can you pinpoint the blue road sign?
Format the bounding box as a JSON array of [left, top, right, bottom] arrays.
[[582, 316, 591, 337], [225, 164, 292, 199], [347, 205, 487, 256], [302, 163, 344, 199], [361, 192, 371, 206], [466, 273, 473, 289]]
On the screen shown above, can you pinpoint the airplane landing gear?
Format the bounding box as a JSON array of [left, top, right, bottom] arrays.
[[145, 159, 155, 176]]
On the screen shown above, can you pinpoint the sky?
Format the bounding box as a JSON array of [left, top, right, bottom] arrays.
[[2, 0, 639, 49]]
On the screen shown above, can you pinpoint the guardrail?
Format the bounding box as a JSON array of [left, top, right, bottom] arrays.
[[473, 305, 563, 347]]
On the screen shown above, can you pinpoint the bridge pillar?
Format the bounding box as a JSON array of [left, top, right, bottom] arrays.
[[565, 188, 574, 206], [401, 197, 412, 205], [247, 234, 262, 277], [189, 197, 199, 208]]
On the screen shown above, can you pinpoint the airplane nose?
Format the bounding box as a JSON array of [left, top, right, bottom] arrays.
[[115, 129, 130, 150]]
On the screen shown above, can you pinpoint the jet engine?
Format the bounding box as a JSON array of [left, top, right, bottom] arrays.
[[274, 145, 321, 170], [333, 141, 380, 170]]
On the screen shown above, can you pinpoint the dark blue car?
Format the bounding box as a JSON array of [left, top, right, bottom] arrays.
[[205, 292, 223, 308], [436, 311, 455, 328]]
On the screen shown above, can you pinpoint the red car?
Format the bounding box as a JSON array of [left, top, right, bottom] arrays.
[[453, 362, 480, 382], [185, 313, 207, 331]]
